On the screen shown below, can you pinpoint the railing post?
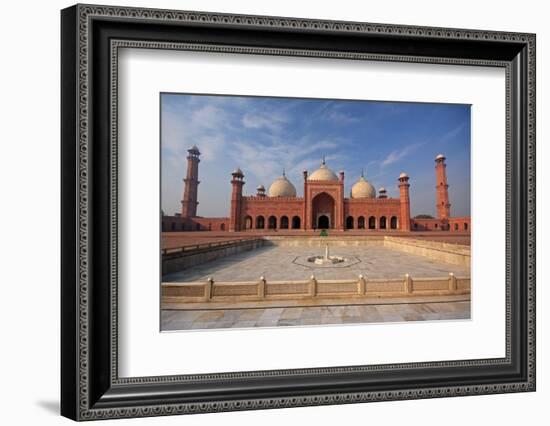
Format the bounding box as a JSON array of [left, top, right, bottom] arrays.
[[357, 274, 367, 295], [206, 277, 214, 300], [449, 272, 457, 292], [404, 273, 413, 294], [258, 276, 266, 299], [309, 275, 317, 297]]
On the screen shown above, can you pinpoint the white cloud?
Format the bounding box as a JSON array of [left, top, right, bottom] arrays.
[[191, 104, 227, 128], [441, 123, 466, 142], [241, 111, 289, 133], [318, 102, 361, 125], [380, 143, 424, 167]]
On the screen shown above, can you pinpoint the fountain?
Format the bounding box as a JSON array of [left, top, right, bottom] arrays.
[[307, 243, 345, 265]]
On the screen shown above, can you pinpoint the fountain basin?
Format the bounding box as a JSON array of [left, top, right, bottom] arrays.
[[307, 255, 346, 265]]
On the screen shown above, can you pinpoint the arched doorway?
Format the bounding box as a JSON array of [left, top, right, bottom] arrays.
[[312, 192, 335, 230], [346, 216, 354, 229], [220, 223, 225, 231], [280, 216, 289, 229], [244, 216, 252, 230], [268, 216, 277, 229], [292, 216, 301, 229], [256, 216, 265, 229], [368, 216, 376, 229], [390, 216, 398, 229], [318, 215, 330, 229], [379, 216, 387, 229], [358, 216, 365, 229]]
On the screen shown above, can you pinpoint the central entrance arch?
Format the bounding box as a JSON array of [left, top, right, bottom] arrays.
[[311, 192, 335, 229], [318, 215, 330, 229]]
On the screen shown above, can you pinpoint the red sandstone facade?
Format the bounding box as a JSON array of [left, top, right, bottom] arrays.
[[162, 148, 470, 234]]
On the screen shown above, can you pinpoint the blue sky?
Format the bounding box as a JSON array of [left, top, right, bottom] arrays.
[[161, 93, 471, 218]]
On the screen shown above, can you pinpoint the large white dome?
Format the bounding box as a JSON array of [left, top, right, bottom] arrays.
[[268, 173, 297, 197], [351, 175, 376, 199], [308, 161, 338, 181]]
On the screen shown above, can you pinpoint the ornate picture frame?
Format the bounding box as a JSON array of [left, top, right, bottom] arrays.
[[61, 4, 535, 420]]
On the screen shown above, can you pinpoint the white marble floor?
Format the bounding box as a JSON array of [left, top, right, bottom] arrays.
[[161, 299, 470, 331], [163, 245, 470, 282]]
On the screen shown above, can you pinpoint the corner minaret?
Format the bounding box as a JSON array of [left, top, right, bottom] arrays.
[[181, 145, 201, 218], [229, 168, 245, 232], [398, 172, 411, 231], [435, 154, 451, 220], [302, 169, 308, 231]]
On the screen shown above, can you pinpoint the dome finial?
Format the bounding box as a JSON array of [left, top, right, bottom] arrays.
[[361, 168, 364, 178], [322, 155, 326, 165], [308, 160, 338, 181], [282, 168, 286, 177]]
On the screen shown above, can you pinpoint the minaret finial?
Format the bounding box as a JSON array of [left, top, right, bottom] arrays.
[[361, 168, 364, 178], [282, 168, 286, 177], [322, 155, 326, 165]]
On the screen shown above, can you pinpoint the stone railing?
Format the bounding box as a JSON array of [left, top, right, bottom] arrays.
[[162, 238, 266, 275], [383, 236, 470, 267], [162, 273, 470, 309]]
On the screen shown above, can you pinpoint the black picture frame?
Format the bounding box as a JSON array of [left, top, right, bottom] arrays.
[[61, 4, 536, 421]]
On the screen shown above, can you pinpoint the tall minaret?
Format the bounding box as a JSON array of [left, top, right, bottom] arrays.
[[229, 168, 245, 232], [398, 172, 411, 231], [181, 145, 201, 218], [302, 169, 308, 231], [435, 154, 451, 220]]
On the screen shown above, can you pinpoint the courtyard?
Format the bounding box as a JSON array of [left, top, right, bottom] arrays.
[[162, 244, 470, 283]]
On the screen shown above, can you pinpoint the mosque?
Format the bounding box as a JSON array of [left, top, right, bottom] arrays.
[[162, 146, 471, 233]]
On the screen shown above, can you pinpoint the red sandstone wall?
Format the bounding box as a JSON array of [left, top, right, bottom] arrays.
[[344, 199, 401, 229], [411, 217, 470, 232], [410, 218, 442, 231], [240, 197, 303, 229], [448, 217, 471, 232], [162, 216, 230, 232], [162, 214, 470, 233]]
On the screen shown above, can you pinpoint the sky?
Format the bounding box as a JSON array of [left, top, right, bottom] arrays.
[[161, 93, 471, 218]]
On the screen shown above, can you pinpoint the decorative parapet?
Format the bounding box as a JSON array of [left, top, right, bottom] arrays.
[[345, 198, 400, 204], [162, 273, 470, 309], [243, 196, 304, 201]]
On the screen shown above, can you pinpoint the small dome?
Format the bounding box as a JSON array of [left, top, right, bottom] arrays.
[[257, 184, 265, 191], [435, 153, 445, 160], [308, 160, 338, 181], [399, 172, 409, 179], [189, 145, 200, 154], [379, 187, 386, 192], [268, 174, 296, 197], [232, 167, 243, 176], [351, 176, 376, 199]]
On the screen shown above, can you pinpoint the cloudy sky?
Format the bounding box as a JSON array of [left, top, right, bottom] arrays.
[[161, 93, 471, 218]]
